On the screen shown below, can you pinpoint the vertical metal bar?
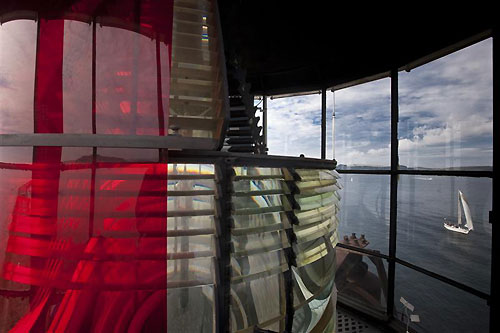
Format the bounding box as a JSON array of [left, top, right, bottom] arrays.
[[32, 18, 41, 132], [90, 20, 97, 239], [332, 90, 336, 160], [387, 69, 399, 317], [321, 88, 327, 159], [262, 95, 268, 152], [491, 27, 498, 333], [156, 37, 165, 136], [214, 158, 233, 333], [92, 19, 96, 135]]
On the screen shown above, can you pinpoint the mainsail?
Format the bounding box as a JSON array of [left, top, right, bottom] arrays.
[[444, 190, 474, 234], [459, 190, 474, 230]]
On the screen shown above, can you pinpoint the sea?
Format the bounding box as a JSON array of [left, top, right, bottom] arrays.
[[337, 174, 492, 333]]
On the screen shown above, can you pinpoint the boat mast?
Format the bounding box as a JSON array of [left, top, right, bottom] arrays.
[[457, 190, 462, 225]]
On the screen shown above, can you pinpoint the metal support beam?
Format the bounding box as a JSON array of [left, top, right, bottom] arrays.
[[387, 69, 399, 317], [491, 27, 498, 333], [337, 168, 493, 178], [321, 88, 327, 159], [214, 159, 233, 333], [262, 95, 268, 153], [0, 133, 219, 150]]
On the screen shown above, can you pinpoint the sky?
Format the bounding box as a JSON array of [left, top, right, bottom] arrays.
[[266, 38, 493, 169], [1, 22, 494, 169]]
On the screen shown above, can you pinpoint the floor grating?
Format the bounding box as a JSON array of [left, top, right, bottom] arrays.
[[337, 309, 384, 333]]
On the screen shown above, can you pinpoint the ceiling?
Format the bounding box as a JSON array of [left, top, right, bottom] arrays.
[[0, 1, 494, 96], [218, 1, 494, 95]]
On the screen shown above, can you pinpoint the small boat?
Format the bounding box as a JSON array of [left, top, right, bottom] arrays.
[[443, 190, 474, 234]]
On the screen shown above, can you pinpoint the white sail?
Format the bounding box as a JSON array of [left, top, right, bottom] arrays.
[[443, 190, 473, 234], [459, 190, 474, 230]]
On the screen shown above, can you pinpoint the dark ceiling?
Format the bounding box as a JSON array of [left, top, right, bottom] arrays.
[[0, 1, 494, 96], [218, 1, 494, 95]]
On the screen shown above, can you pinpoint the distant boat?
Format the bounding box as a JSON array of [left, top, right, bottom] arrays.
[[443, 190, 473, 234], [416, 176, 433, 181]]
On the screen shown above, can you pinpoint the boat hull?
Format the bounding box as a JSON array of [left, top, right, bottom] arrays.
[[443, 223, 471, 234]]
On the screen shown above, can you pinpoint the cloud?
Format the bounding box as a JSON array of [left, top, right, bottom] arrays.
[[334, 38, 492, 168], [266, 38, 493, 168], [267, 94, 323, 157], [396, 38, 493, 168]]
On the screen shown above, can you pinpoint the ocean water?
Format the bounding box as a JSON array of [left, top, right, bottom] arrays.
[[337, 174, 492, 332]]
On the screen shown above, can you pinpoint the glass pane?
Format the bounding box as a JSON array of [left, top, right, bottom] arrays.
[[230, 273, 284, 331], [168, 257, 214, 286], [232, 231, 289, 256], [0, 147, 168, 332], [292, 258, 335, 333], [395, 264, 489, 332], [397, 175, 492, 294], [233, 179, 289, 194], [326, 91, 334, 160], [232, 211, 290, 230], [168, 235, 214, 255], [233, 194, 286, 210], [231, 250, 287, 283], [62, 20, 92, 133], [267, 94, 322, 158], [169, 163, 215, 176], [233, 166, 284, 178], [398, 39, 493, 170], [168, 285, 214, 332], [96, 26, 160, 135], [0, 20, 37, 134], [167, 216, 215, 235], [170, 0, 227, 139], [338, 174, 390, 254], [334, 78, 391, 169], [335, 247, 387, 317]]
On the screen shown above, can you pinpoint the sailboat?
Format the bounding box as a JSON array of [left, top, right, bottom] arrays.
[[443, 190, 474, 234]]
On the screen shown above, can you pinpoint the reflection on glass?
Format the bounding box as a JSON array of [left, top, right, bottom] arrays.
[[337, 174, 390, 254], [0, 147, 168, 332], [231, 273, 284, 332], [63, 20, 92, 133], [326, 91, 334, 160], [0, 20, 37, 134], [334, 78, 391, 168], [291, 168, 338, 332], [168, 285, 214, 333], [335, 247, 387, 317], [395, 264, 489, 332], [397, 175, 492, 294], [233, 166, 283, 178], [232, 179, 289, 194], [170, 0, 227, 139], [231, 250, 287, 283], [97, 26, 159, 135], [292, 265, 335, 333], [398, 39, 492, 170]]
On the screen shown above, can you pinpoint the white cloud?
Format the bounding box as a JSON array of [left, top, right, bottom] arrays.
[[267, 94, 323, 158], [266, 38, 493, 168]]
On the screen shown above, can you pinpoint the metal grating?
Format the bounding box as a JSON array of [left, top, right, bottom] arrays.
[[336, 309, 383, 333]]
